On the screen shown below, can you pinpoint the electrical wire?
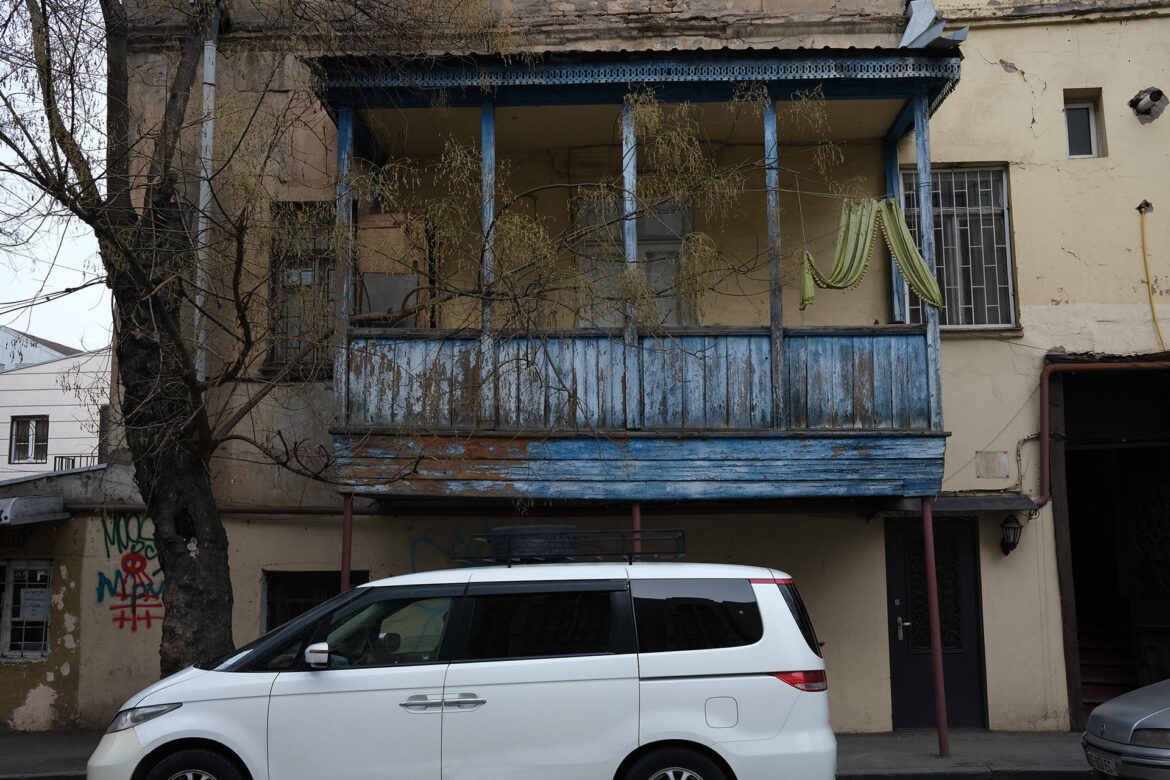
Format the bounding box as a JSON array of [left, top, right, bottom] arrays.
[[1138, 203, 1166, 351]]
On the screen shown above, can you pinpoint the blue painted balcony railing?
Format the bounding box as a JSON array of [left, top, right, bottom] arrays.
[[342, 325, 937, 433], [333, 324, 945, 500]]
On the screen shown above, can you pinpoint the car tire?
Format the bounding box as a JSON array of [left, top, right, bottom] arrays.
[[624, 747, 729, 780], [145, 748, 245, 780]]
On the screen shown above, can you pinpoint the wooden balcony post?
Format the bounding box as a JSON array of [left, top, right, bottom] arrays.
[[764, 100, 784, 428], [884, 138, 908, 323], [481, 98, 496, 331], [913, 92, 944, 431], [334, 103, 355, 428], [621, 98, 642, 429]]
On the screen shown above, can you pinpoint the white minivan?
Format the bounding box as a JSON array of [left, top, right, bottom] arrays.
[[88, 562, 835, 780]]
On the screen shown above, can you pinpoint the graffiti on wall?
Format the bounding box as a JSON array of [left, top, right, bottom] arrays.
[[96, 514, 164, 631]]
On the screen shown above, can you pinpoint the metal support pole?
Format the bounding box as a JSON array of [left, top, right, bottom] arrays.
[[341, 494, 354, 593], [632, 502, 642, 555], [922, 496, 950, 757]]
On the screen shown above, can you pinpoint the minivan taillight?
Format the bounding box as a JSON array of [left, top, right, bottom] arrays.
[[773, 670, 828, 692]]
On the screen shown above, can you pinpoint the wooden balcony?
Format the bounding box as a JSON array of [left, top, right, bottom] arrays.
[[332, 325, 946, 501]]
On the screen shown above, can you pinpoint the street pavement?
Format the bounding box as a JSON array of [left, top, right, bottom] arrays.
[[0, 727, 1093, 779]]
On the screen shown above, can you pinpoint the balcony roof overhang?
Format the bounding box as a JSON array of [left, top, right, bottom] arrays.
[[316, 47, 962, 113]]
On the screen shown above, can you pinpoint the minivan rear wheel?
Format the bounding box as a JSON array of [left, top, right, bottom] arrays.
[[624, 747, 728, 780], [145, 748, 245, 780]]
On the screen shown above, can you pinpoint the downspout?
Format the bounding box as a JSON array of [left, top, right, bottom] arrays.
[[1035, 359, 1170, 508], [194, 6, 221, 385]]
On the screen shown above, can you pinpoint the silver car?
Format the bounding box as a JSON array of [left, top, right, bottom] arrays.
[[1083, 678, 1170, 778]]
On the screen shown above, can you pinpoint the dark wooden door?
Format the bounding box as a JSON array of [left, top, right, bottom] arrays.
[[886, 517, 987, 729]]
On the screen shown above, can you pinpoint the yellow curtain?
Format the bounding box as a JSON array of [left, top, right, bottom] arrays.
[[800, 198, 943, 311]]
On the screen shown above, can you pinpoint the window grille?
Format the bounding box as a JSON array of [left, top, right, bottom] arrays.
[[8, 417, 48, 464], [901, 168, 1016, 328], [1, 561, 52, 658], [270, 203, 336, 365]]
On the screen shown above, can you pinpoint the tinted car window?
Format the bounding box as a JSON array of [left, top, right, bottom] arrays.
[[632, 578, 763, 653], [325, 596, 452, 667], [464, 590, 613, 660]]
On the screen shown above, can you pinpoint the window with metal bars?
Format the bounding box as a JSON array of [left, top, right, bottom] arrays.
[[270, 202, 336, 366], [1, 561, 52, 659], [901, 168, 1017, 328], [8, 416, 48, 464]]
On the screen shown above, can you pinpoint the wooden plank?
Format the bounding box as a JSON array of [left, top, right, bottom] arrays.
[[907, 332, 931, 430], [334, 104, 355, 428], [368, 479, 918, 500], [806, 335, 832, 428], [749, 335, 772, 428], [575, 338, 599, 429], [854, 335, 876, 429], [624, 333, 642, 430], [337, 432, 948, 463], [830, 336, 854, 428], [726, 337, 752, 428], [680, 337, 706, 428], [518, 338, 543, 429], [496, 337, 520, 428], [890, 333, 912, 430], [545, 338, 573, 429], [704, 336, 728, 428], [642, 339, 666, 429], [871, 335, 895, 429], [785, 335, 808, 429], [596, 336, 618, 429], [662, 339, 684, 428]]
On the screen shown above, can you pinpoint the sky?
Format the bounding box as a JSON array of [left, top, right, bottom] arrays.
[[0, 222, 112, 353]]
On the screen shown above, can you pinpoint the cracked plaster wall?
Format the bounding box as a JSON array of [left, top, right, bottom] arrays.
[[897, 12, 1169, 731]]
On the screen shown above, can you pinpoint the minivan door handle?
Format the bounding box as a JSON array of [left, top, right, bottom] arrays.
[[399, 694, 444, 712], [443, 693, 486, 710]]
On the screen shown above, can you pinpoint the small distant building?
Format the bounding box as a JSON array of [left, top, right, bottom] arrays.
[[0, 326, 82, 372], [0, 344, 111, 480]]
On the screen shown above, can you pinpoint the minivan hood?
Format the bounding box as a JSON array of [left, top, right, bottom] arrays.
[[120, 666, 209, 711]]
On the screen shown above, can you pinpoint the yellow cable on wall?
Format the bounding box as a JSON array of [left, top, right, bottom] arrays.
[[1138, 200, 1166, 352]]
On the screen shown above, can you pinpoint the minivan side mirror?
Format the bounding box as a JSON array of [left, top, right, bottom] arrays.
[[305, 642, 330, 668]]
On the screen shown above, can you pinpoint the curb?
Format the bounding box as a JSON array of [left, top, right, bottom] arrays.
[[837, 771, 1094, 780]]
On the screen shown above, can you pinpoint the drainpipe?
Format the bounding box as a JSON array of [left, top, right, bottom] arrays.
[[1036, 360, 1170, 508], [922, 496, 950, 757], [194, 6, 221, 385]]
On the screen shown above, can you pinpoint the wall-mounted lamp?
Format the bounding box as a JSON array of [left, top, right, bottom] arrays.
[[1000, 515, 1024, 556], [1129, 88, 1165, 116]]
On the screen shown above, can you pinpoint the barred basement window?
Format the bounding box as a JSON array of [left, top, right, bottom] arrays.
[[901, 168, 1017, 328], [1, 561, 52, 659]]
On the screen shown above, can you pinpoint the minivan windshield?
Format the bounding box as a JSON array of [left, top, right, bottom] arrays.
[[195, 587, 365, 671]]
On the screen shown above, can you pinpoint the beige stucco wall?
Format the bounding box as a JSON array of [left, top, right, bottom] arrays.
[[0, 518, 85, 731], [895, 10, 1170, 731]]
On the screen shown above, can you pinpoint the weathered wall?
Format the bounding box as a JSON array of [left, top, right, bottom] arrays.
[[0, 518, 85, 731], [897, 11, 1170, 730]]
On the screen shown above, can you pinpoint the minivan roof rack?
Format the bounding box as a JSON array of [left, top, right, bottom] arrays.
[[452, 528, 685, 566]]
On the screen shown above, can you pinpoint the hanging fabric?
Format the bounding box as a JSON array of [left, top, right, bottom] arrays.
[[799, 197, 944, 311]]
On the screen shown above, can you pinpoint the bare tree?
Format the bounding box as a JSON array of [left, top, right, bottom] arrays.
[[0, 0, 851, 676]]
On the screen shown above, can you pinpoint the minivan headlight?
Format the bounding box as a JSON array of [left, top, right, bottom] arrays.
[[106, 703, 182, 733], [1132, 729, 1170, 749]]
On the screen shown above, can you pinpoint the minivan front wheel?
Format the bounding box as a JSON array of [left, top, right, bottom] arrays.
[[624, 747, 729, 780], [145, 748, 245, 780]]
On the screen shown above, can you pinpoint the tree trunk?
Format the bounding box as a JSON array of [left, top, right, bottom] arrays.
[[108, 184, 235, 677]]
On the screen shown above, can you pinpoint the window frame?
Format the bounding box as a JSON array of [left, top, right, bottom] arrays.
[[1, 560, 52, 660], [8, 416, 49, 464], [268, 201, 337, 369], [900, 166, 1019, 331], [447, 580, 636, 663], [1065, 99, 1100, 159]]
